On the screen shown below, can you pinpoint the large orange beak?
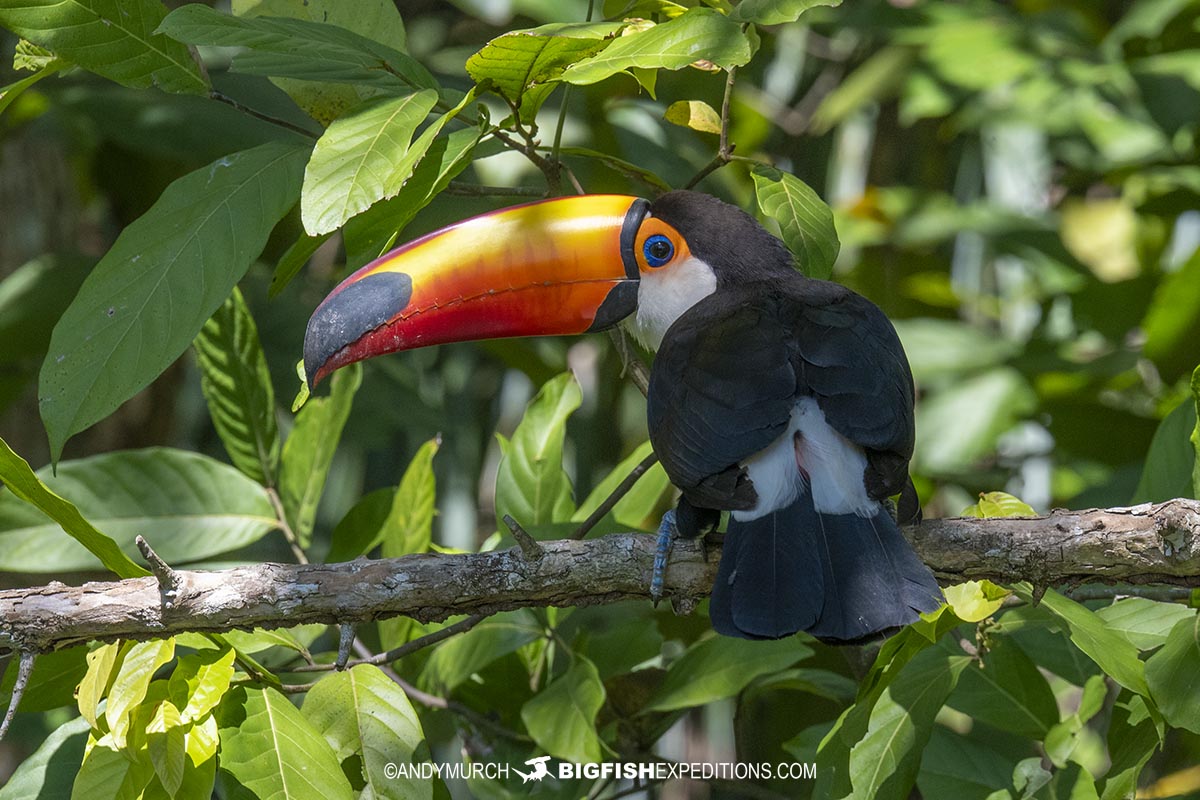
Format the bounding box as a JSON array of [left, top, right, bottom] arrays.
[[304, 195, 648, 387]]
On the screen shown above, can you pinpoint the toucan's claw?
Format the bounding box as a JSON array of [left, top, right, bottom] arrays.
[[650, 509, 678, 605]]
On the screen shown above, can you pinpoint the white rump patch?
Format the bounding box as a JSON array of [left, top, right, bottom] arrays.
[[732, 397, 879, 521]]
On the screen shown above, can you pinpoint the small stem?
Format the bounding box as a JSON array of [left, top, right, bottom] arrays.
[[552, 84, 572, 166], [0, 651, 35, 742], [573, 452, 660, 540], [267, 488, 308, 565], [209, 90, 318, 139], [608, 328, 651, 396], [443, 182, 547, 198], [504, 515, 545, 559], [335, 623, 356, 670], [684, 66, 738, 190], [136, 535, 181, 598], [287, 614, 489, 674]]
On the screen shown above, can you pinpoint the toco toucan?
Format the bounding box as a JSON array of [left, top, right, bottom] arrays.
[[303, 191, 943, 643]]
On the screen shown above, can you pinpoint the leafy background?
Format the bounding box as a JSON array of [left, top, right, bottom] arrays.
[[2, 0, 1200, 798]]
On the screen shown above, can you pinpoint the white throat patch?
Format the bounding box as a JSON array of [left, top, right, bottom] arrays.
[[627, 256, 717, 351]]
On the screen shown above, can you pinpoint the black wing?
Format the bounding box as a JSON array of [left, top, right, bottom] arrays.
[[646, 275, 915, 511]]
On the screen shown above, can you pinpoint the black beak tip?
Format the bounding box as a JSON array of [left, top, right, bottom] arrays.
[[302, 271, 414, 390]]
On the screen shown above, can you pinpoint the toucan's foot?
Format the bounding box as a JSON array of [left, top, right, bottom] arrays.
[[650, 509, 678, 605]]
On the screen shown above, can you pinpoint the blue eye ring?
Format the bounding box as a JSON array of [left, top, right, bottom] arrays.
[[643, 234, 674, 267]]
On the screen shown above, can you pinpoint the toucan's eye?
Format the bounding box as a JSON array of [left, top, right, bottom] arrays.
[[644, 234, 674, 267]]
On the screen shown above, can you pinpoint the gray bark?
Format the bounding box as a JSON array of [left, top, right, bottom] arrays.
[[3, 499, 1199, 653]]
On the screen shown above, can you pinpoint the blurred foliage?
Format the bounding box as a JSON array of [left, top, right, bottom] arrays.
[[2, 0, 1200, 798]]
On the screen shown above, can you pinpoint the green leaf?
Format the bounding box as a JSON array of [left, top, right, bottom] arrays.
[[302, 664, 432, 800], [849, 647, 972, 800], [0, 437, 147, 577], [216, 685, 354, 800], [812, 46, 915, 134], [1101, 693, 1160, 800], [270, 232, 333, 299], [557, 145, 673, 194], [194, 287, 280, 487], [1192, 364, 1200, 499], [561, 9, 752, 86], [891, 318, 1018, 383], [572, 440, 672, 534], [38, 142, 308, 463], [1012, 584, 1149, 697], [0, 0, 207, 95], [647, 635, 812, 712], [0, 448, 278, 572], [78, 642, 125, 731], [494, 373, 581, 535], [1145, 615, 1200, 734], [0, 646, 88, 714], [167, 647, 236, 724], [0, 255, 92, 370], [1142, 246, 1200, 383], [343, 127, 482, 269], [1044, 674, 1108, 769], [71, 733, 155, 799], [0, 714, 89, 800], [0, 59, 66, 116], [279, 363, 362, 548], [913, 368, 1037, 475], [1132, 397, 1196, 502], [106, 638, 176, 748], [229, 0, 407, 126], [147, 700, 186, 797], [467, 23, 618, 120], [1096, 598, 1197, 650], [327, 487, 395, 562], [380, 438, 440, 558], [520, 656, 606, 764], [916, 726, 1020, 800], [732, 0, 842, 25], [948, 635, 1059, 739], [961, 491, 1037, 518], [159, 5, 435, 96], [13, 39, 56, 71], [420, 611, 542, 692], [751, 165, 840, 279], [301, 90, 440, 236], [663, 99, 722, 134], [942, 580, 1010, 622]]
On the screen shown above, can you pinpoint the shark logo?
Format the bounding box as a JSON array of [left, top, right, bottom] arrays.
[[514, 755, 551, 783]]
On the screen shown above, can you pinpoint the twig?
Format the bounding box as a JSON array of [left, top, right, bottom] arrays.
[[288, 614, 489, 674], [489, 129, 564, 194], [0, 651, 34, 742], [267, 488, 309, 565], [335, 623, 356, 670], [135, 535, 180, 600], [504, 515, 545, 559], [684, 66, 738, 190], [209, 90, 318, 139], [443, 182, 547, 198], [608, 328, 651, 396], [573, 451, 661, 540]]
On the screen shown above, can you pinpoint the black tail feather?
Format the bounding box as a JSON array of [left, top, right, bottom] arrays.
[[708, 493, 942, 643]]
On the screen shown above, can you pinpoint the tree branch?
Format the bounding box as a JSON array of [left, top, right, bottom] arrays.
[[3, 499, 1200, 653]]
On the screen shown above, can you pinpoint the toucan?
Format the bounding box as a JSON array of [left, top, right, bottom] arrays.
[[303, 191, 944, 642]]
